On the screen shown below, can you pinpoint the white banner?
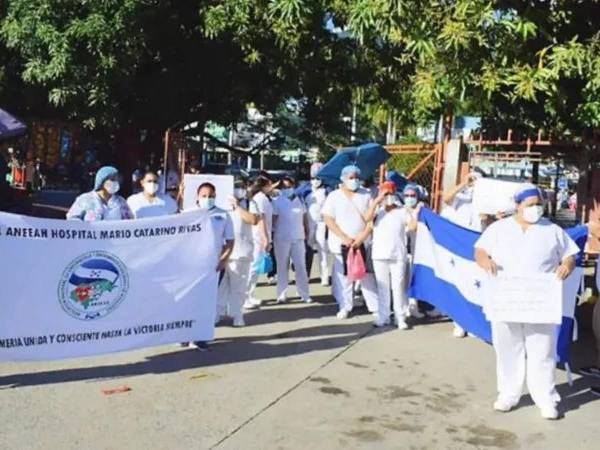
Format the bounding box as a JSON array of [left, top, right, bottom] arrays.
[[0, 210, 222, 361], [483, 272, 563, 324], [473, 178, 521, 215]]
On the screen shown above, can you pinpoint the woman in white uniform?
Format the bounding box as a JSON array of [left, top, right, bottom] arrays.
[[245, 176, 273, 309], [272, 177, 312, 304], [475, 184, 578, 419], [322, 165, 378, 319], [305, 162, 330, 286], [365, 181, 419, 329], [217, 181, 259, 326]]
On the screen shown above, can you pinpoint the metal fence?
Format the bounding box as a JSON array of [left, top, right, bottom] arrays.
[[384, 144, 442, 210]]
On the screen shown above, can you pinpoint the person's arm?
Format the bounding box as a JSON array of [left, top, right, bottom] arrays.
[[406, 203, 423, 232], [216, 240, 235, 272], [443, 176, 471, 206], [303, 212, 310, 241], [66, 196, 85, 220], [556, 255, 576, 280], [231, 197, 259, 225], [323, 214, 353, 247], [364, 191, 385, 222], [475, 248, 498, 276], [352, 222, 373, 249]]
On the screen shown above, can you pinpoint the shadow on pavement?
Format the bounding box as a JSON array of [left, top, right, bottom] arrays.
[[0, 320, 374, 389]]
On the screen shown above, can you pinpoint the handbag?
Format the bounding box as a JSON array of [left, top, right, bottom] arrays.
[[254, 252, 274, 275], [346, 247, 367, 282]]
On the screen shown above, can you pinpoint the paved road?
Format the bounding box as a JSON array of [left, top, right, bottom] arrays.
[[1, 279, 599, 450]]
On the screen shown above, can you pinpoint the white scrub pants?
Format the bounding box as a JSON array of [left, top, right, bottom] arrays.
[[332, 253, 378, 313], [491, 321, 559, 409], [311, 222, 330, 283], [218, 258, 251, 320], [274, 238, 310, 301], [247, 242, 263, 302], [373, 259, 408, 323]]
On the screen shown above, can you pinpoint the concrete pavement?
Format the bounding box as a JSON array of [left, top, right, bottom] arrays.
[[1, 279, 599, 450]]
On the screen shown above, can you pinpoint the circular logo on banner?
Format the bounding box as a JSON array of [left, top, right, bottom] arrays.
[[58, 251, 129, 321]]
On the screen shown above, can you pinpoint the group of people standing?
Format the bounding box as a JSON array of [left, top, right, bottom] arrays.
[[65, 161, 600, 420]]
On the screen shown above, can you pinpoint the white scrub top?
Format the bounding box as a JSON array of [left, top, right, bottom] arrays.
[[305, 187, 327, 225], [446, 189, 481, 231], [475, 217, 579, 275], [229, 200, 258, 260], [371, 207, 409, 261], [321, 188, 372, 254], [251, 191, 273, 243], [127, 192, 178, 218], [272, 195, 306, 241]]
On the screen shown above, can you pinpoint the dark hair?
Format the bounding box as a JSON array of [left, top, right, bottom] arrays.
[[142, 170, 158, 179], [197, 182, 216, 195], [248, 176, 271, 197]]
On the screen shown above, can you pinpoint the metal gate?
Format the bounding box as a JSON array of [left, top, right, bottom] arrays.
[[384, 144, 443, 210]]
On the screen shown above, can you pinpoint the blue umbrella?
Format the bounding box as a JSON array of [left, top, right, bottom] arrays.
[[0, 108, 27, 140], [317, 142, 390, 185]]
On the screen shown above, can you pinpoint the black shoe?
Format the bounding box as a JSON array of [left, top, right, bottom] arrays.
[[190, 341, 209, 352], [590, 386, 600, 397], [579, 366, 600, 378]]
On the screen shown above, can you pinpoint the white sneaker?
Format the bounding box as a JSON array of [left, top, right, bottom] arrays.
[[425, 308, 443, 318], [540, 406, 559, 420], [396, 318, 409, 330], [276, 297, 287, 304], [336, 310, 349, 319], [233, 317, 245, 327], [243, 298, 261, 309], [408, 303, 425, 319], [453, 325, 467, 338], [493, 399, 515, 412], [303, 297, 314, 304], [373, 318, 390, 327], [267, 277, 276, 285], [320, 279, 329, 286]]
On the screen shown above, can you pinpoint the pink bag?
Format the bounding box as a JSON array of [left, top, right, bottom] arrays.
[[346, 247, 367, 282]]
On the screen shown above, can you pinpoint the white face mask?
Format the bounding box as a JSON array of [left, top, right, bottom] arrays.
[[385, 195, 396, 206], [143, 182, 159, 195], [198, 197, 215, 210], [234, 188, 247, 199], [311, 179, 322, 189], [344, 178, 360, 191], [404, 197, 417, 208], [522, 205, 544, 223], [104, 180, 120, 195]]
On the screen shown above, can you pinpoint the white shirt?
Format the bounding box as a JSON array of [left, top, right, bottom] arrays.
[[251, 191, 273, 243], [475, 217, 579, 275], [445, 189, 481, 231], [273, 195, 306, 241], [305, 187, 328, 225], [229, 200, 258, 260], [372, 207, 409, 260], [200, 206, 234, 269], [127, 192, 178, 218], [322, 188, 372, 254]]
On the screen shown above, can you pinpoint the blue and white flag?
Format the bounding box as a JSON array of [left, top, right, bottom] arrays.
[[409, 208, 584, 364]]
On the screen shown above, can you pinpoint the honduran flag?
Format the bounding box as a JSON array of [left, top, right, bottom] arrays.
[[409, 208, 585, 365]]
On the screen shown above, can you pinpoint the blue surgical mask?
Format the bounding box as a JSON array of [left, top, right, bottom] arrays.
[[344, 179, 360, 191], [281, 188, 294, 198], [404, 197, 417, 208], [198, 197, 216, 209]]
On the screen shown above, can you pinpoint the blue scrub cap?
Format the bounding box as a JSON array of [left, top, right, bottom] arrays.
[[403, 183, 420, 199], [340, 165, 361, 181], [514, 183, 542, 204], [94, 166, 119, 191]]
